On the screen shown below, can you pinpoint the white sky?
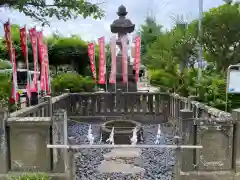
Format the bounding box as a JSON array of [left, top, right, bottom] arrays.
[[0, 0, 224, 41]]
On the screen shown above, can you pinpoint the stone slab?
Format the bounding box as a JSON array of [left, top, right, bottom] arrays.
[[97, 160, 145, 174], [103, 148, 142, 159]]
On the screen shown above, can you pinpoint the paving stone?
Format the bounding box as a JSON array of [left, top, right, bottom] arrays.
[[104, 148, 142, 160], [97, 160, 145, 175]]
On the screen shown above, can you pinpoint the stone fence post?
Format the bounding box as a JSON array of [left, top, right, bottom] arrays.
[[0, 108, 8, 174], [179, 109, 195, 172], [232, 108, 240, 172], [52, 109, 68, 173]]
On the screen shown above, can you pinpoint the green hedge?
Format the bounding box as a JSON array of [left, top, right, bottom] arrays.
[[52, 72, 95, 93], [8, 173, 50, 180]]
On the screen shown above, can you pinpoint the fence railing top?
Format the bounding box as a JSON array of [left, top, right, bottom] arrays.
[[7, 117, 51, 125], [9, 93, 69, 117], [71, 92, 169, 95], [9, 101, 48, 117], [171, 93, 232, 122]]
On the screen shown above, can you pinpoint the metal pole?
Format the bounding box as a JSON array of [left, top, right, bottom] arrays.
[[63, 110, 68, 171], [197, 0, 203, 80], [47, 144, 203, 149]]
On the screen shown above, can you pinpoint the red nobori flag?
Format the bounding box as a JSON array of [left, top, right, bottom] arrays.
[[134, 36, 141, 82], [10, 48, 19, 103], [40, 56, 46, 93], [88, 43, 96, 80], [121, 36, 128, 83], [20, 26, 28, 66], [29, 27, 38, 92], [98, 37, 106, 84], [109, 35, 117, 84], [37, 31, 44, 64], [43, 44, 51, 95], [3, 21, 13, 63]]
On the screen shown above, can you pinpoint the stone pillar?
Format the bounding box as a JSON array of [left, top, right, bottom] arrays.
[[232, 108, 240, 172], [0, 109, 8, 173], [44, 96, 52, 117], [8, 117, 51, 171], [52, 109, 68, 173], [179, 109, 195, 172]]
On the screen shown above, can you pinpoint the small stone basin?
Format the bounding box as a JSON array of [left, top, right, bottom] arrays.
[[101, 119, 143, 144]]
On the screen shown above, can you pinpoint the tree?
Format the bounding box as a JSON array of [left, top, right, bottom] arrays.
[[189, 3, 240, 71], [1, 0, 105, 24], [0, 24, 35, 64], [47, 35, 89, 75], [139, 16, 163, 66]]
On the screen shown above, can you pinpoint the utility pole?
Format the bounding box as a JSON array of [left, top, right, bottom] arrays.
[[198, 0, 203, 80]]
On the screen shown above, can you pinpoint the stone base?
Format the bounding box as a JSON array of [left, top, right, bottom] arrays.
[[97, 160, 145, 175], [104, 148, 142, 160], [0, 172, 69, 180], [180, 171, 240, 180]]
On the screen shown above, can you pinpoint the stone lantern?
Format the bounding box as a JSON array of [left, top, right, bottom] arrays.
[[109, 5, 136, 92]]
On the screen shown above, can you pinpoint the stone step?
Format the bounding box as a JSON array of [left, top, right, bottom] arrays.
[[97, 160, 145, 175], [103, 148, 142, 160]]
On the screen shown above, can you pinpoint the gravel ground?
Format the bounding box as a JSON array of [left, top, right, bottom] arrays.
[[68, 121, 175, 180]]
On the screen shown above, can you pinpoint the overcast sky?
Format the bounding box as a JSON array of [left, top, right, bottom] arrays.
[[0, 0, 224, 41]]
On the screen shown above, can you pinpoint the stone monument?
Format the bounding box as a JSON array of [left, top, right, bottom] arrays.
[[109, 5, 136, 92]]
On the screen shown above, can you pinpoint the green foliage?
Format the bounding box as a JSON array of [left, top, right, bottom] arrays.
[[142, 3, 240, 111], [8, 172, 50, 180], [0, 73, 11, 108], [1, 0, 104, 24], [47, 36, 89, 75], [0, 60, 11, 69], [52, 72, 95, 93], [0, 26, 91, 75], [139, 16, 163, 66], [0, 24, 34, 64]]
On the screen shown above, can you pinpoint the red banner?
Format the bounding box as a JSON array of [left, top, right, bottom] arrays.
[[29, 27, 38, 92], [40, 57, 46, 93], [134, 36, 141, 82], [43, 44, 50, 94], [98, 37, 106, 84], [121, 36, 128, 83], [3, 21, 13, 63], [37, 31, 44, 64], [10, 48, 19, 103], [88, 43, 96, 80], [20, 26, 28, 66], [109, 35, 116, 84]]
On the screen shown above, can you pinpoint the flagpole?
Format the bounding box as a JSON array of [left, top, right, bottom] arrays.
[[105, 43, 108, 92], [93, 41, 97, 91], [25, 25, 31, 106], [105, 69, 108, 92], [34, 26, 40, 103]]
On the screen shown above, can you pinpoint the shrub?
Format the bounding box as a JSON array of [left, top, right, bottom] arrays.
[[0, 73, 11, 108], [52, 72, 95, 93], [8, 172, 50, 180]]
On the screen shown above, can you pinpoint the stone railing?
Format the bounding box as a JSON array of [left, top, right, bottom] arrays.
[[69, 91, 170, 122], [9, 93, 70, 117], [169, 93, 240, 180]]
